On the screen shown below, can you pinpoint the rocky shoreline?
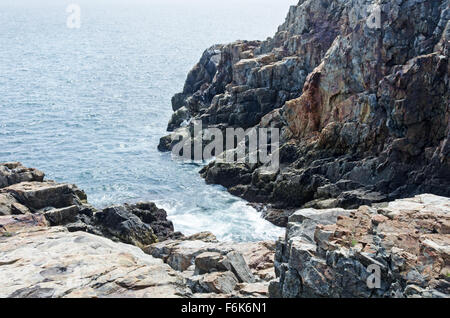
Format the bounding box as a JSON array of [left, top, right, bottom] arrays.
[[159, 0, 450, 226], [0, 162, 275, 298], [1, 162, 448, 298], [1, 0, 449, 299]]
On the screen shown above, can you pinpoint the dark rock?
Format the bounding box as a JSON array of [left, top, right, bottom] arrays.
[[260, 206, 293, 228], [201, 162, 252, 188], [268, 279, 282, 298], [43, 205, 79, 226], [0, 193, 30, 215], [167, 106, 190, 132], [0, 162, 44, 189], [92, 206, 157, 248], [123, 202, 176, 241], [336, 190, 387, 209]]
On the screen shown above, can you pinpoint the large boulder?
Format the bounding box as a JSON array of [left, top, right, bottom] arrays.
[[0, 181, 86, 211], [122, 202, 180, 241], [195, 252, 229, 274], [199, 272, 239, 294], [43, 206, 79, 226], [92, 206, 158, 248]]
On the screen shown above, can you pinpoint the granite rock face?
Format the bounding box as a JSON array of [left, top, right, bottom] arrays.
[[0, 162, 178, 247], [160, 0, 450, 222], [0, 225, 191, 298], [1, 162, 448, 298], [272, 194, 450, 298]]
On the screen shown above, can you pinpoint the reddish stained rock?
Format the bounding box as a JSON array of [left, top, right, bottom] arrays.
[[0, 214, 48, 234]]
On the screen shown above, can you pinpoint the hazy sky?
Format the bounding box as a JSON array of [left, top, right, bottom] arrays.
[[1, 0, 300, 42], [1, 0, 299, 7]]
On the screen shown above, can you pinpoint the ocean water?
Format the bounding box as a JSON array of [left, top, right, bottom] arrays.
[[0, 0, 295, 241]]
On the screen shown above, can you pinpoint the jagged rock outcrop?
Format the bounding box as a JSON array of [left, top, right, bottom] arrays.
[[160, 0, 450, 224], [0, 162, 179, 247], [271, 194, 450, 298], [0, 163, 276, 298], [0, 162, 44, 188]]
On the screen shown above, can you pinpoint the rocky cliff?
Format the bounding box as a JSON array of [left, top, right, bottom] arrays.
[[160, 0, 450, 224]]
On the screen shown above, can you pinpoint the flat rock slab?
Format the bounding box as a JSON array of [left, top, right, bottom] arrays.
[[199, 271, 238, 294], [0, 214, 48, 233], [287, 208, 353, 243], [1, 181, 80, 210], [0, 226, 191, 298]]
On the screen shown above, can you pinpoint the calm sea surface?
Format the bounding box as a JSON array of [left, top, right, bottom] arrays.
[[0, 0, 295, 241]]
